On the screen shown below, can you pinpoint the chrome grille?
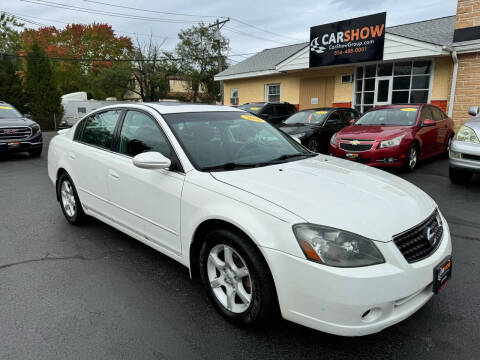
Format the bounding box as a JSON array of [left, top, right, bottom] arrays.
[[0, 127, 32, 141], [339, 142, 373, 152], [393, 210, 443, 263]]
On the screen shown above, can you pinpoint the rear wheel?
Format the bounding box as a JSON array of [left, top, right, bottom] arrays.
[[449, 167, 473, 185], [405, 144, 419, 172], [58, 173, 86, 224], [199, 228, 278, 326]]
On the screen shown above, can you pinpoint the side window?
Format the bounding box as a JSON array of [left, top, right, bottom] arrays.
[[118, 111, 172, 158], [420, 107, 433, 124], [342, 110, 357, 122], [431, 107, 444, 121], [79, 110, 121, 149], [327, 111, 342, 124]]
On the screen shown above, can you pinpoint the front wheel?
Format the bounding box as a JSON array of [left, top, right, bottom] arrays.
[[199, 228, 278, 326], [57, 173, 86, 224], [449, 167, 473, 185], [307, 137, 322, 153], [405, 144, 419, 172]]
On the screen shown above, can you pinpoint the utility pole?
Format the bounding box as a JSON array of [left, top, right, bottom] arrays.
[[208, 18, 229, 105]]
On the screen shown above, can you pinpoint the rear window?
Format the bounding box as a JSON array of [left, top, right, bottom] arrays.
[[355, 108, 418, 126]]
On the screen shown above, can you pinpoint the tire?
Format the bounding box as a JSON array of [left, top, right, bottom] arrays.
[[443, 135, 454, 158], [57, 172, 86, 225], [199, 228, 278, 326], [405, 143, 419, 172], [307, 137, 321, 153], [449, 167, 473, 185], [29, 148, 42, 157]]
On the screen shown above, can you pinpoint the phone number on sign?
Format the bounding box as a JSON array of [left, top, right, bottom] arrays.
[[333, 47, 368, 56]]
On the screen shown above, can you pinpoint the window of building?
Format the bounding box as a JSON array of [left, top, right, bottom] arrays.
[[354, 60, 432, 113], [230, 88, 239, 105], [265, 83, 281, 103], [77, 107, 86, 114]]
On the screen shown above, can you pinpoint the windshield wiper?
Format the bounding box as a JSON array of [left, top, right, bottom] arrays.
[[202, 162, 260, 171], [269, 153, 317, 162]]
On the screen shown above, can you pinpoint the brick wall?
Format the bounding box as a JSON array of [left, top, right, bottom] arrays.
[[452, 52, 480, 130], [455, 0, 480, 29]]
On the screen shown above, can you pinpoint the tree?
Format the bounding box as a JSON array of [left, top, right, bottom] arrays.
[[174, 22, 229, 102], [0, 56, 27, 112], [0, 12, 24, 54], [22, 23, 133, 98], [129, 37, 176, 102], [24, 42, 62, 129]]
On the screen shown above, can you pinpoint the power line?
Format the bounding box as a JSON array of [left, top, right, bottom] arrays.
[[224, 26, 290, 45], [19, 0, 202, 24], [229, 18, 303, 42]]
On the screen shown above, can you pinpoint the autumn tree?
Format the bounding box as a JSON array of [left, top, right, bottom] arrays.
[[24, 42, 62, 129], [173, 22, 229, 102], [22, 23, 133, 98]]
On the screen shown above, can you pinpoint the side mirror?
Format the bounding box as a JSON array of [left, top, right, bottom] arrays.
[[24, 114, 32, 119], [423, 119, 436, 127], [132, 152, 171, 170], [349, 119, 356, 125], [468, 106, 479, 117]]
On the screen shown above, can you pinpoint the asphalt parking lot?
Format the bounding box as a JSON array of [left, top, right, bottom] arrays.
[[1, 132, 479, 360]]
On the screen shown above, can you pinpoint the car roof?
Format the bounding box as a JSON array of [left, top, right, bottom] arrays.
[[371, 104, 423, 110], [94, 102, 244, 115]]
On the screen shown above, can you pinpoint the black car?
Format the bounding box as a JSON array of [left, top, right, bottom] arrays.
[[279, 107, 359, 153], [238, 102, 297, 126], [0, 102, 43, 157]]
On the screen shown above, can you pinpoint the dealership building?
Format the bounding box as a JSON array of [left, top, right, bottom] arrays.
[[215, 0, 480, 129]]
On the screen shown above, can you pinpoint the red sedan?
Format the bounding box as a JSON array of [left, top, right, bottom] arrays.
[[328, 104, 454, 171]]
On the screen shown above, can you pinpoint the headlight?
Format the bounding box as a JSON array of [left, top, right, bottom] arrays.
[[293, 224, 385, 267], [31, 124, 41, 135], [456, 125, 479, 143], [291, 132, 306, 139], [330, 133, 337, 146], [379, 135, 405, 148]]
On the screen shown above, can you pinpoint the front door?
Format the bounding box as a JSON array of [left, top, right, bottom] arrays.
[[375, 77, 392, 106], [107, 110, 184, 255]]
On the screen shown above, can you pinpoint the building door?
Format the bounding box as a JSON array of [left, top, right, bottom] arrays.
[[299, 76, 335, 110], [375, 76, 392, 106]]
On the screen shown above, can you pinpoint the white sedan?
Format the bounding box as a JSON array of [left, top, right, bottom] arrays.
[[48, 103, 452, 336]]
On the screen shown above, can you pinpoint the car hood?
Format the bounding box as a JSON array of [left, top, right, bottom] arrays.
[[211, 155, 436, 242], [0, 118, 36, 127], [279, 124, 317, 135], [338, 125, 410, 140]]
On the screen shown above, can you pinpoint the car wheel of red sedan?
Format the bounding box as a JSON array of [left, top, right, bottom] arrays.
[[405, 144, 419, 172]]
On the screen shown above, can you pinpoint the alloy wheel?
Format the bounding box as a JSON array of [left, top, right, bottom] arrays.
[[207, 244, 252, 314], [409, 147, 417, 170], [61, 180, 77, 218]]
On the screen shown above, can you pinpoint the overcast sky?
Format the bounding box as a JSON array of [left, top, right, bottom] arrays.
[[5, 0, 458, 62]]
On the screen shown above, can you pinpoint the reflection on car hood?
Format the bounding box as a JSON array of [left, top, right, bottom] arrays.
[[338, 125, 409, 140], [279, 125, 316, 135], [0, 118, 36, 127], [211, 155, 436, 242]]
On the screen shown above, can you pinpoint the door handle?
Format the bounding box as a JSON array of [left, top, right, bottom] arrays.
[[109, 170, 120, 180]]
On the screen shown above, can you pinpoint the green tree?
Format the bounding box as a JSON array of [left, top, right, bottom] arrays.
[[0, 56, 27, 112], [24, 42, 62, 129], [0, 12, 24, 53], [173, 22, 229, 102]]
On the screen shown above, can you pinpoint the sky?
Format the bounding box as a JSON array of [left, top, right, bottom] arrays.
[[4, 0, 458, 64]]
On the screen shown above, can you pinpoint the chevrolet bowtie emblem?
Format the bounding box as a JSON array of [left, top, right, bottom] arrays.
[[350, 140, 360, 145]]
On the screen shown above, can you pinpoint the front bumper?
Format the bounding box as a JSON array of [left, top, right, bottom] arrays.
[[263, 216, 452, 336], [449, 140, 480, 173], [0, 133, 43, 153], [329, 142, 408, 168]]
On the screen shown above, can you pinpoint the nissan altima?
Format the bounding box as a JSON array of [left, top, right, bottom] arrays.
[[48, 103, 452, 336]]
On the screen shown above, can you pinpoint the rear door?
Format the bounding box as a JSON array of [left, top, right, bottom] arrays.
[[107, 109, 184, 255], [431, 106, 448, 152], [71, 109, 123, 214], [321, 110, 344, 153], [416, 106, 438, 158]]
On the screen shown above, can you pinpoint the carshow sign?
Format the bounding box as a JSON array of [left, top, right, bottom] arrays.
[[309, 12, 386, 67]]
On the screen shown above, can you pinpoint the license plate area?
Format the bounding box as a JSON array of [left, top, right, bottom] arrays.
[[433, 256, 452, 294], [345, 152, 359, 159]]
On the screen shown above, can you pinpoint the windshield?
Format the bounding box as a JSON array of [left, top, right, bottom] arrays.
[[0, 105, 23, 119], [355, 108, 418, 126], [283, 110, 329, 125], [238, 104, 264, 115], [163, 111, 314, 171]]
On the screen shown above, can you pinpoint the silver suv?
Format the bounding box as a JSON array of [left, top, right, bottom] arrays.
[[449, 106, 480, 184]]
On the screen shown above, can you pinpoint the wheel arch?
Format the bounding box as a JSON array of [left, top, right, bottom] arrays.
[[56, 168, 68, 201]]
